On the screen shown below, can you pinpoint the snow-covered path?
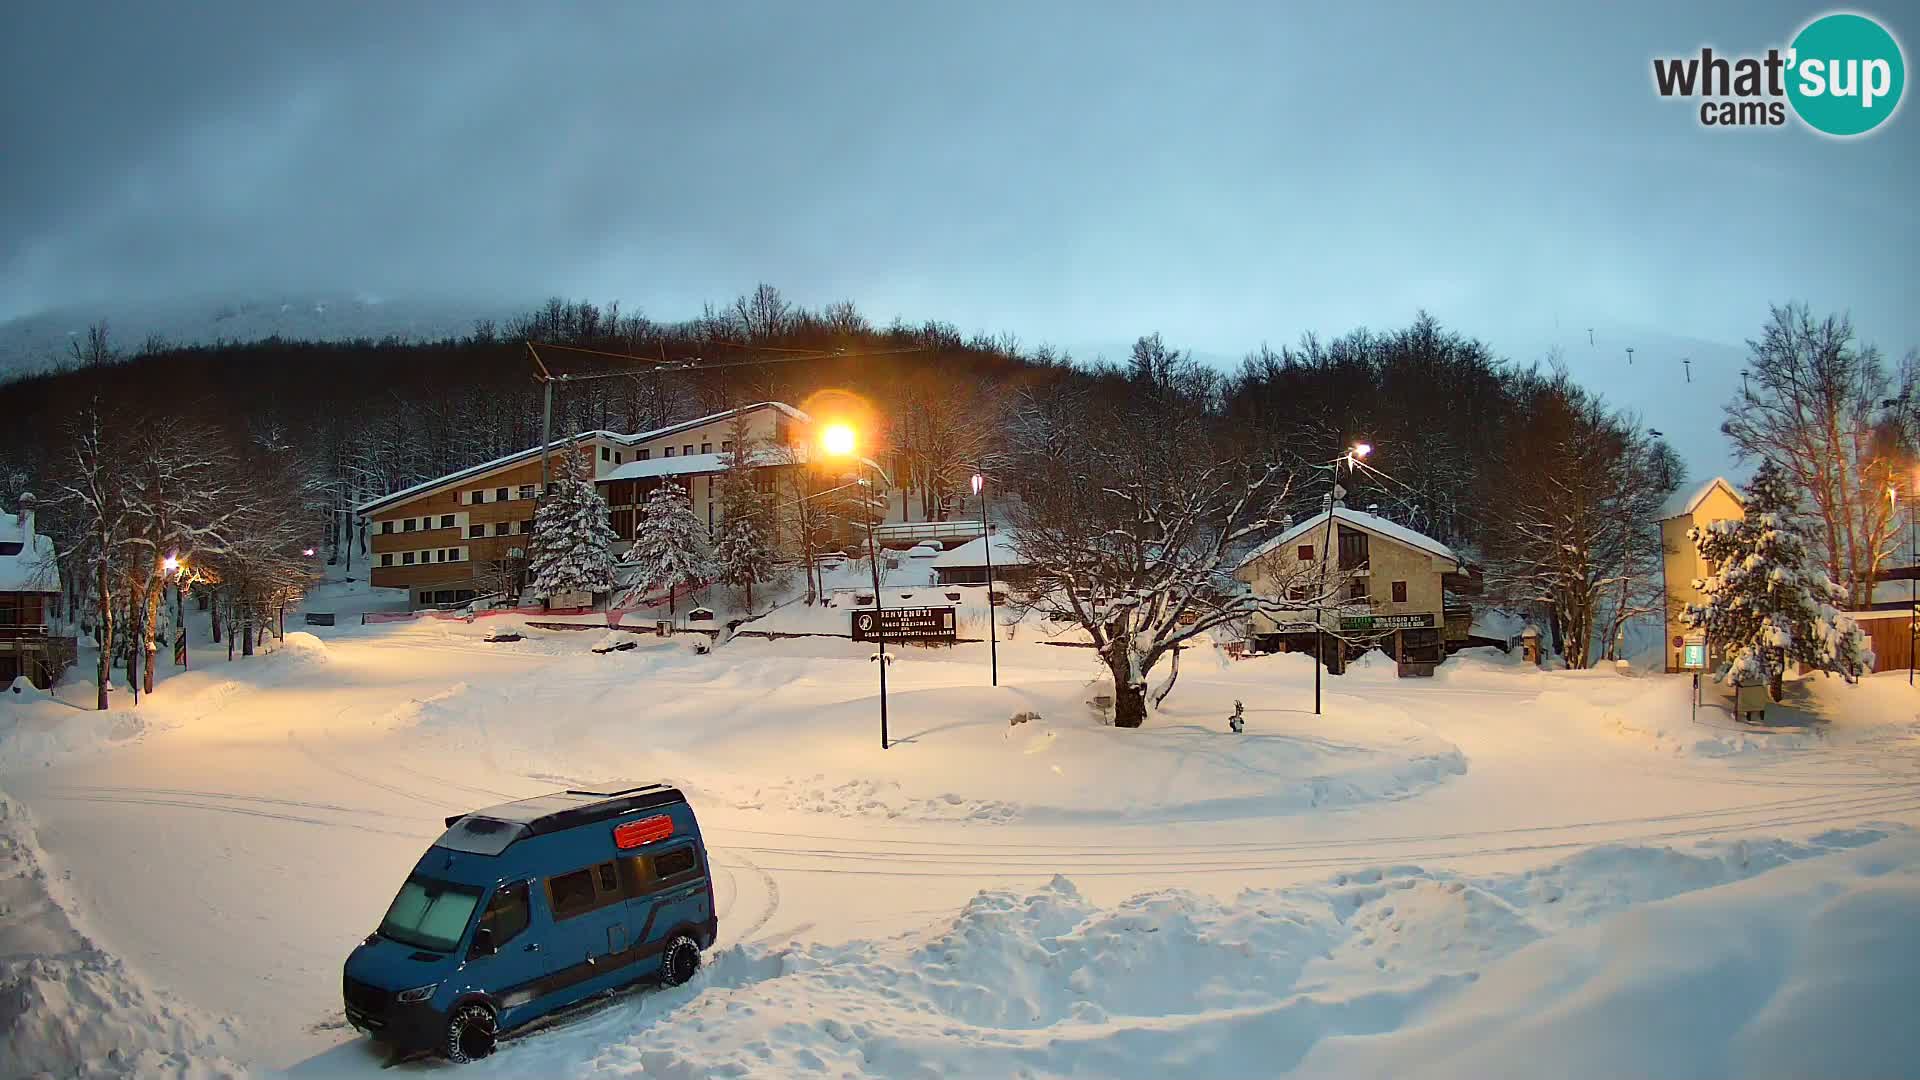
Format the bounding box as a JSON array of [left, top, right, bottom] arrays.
[[4, 615, 1917, 1075]]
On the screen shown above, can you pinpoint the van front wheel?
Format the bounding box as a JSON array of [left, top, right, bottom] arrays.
[[443, 1002, 497, 1064], [660, 934, 702, 987]]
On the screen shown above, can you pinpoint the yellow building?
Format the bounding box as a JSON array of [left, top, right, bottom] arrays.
[[1234, 501, 1465, 675], [1656, 476, 1745, 673]]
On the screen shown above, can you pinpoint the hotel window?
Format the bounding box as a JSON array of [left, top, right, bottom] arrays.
[[496, 487, 509, 502], [440, 514, 455, 529], [638, 449, 650, 461], [469, 524, 484, 539], [519, 485, 536, 500], [1348, 579, 1368, 601], [1296, 544, 1314, 561], [380, 553, 394, 567], [601, 447, 610, 461], [403, 518, 417, 532], [1391, 581, 1408, 603], [700, 442, 712, 454], [664, 447, 675, 457], [402, 552, 415, 565], [683, 444, 693, 456], [1337, 530, 1370, 571], [381, 521, 393, 534], [472, 490, 486, 504], [494, 522, 510, 536], [721, 440, 733, 452], [520, 519, 534, 534], [614, 452, 623, 464]]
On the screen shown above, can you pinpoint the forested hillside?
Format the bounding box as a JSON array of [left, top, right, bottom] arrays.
[[2, 286, 1690, 666]]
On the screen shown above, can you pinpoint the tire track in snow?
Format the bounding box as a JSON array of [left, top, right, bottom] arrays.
[[711, 849, 779, 945], [707, 784, 1913, 856], [35, 793, 435, 840], [287, 731, 467, 811], [710, 792, 1920, 878]]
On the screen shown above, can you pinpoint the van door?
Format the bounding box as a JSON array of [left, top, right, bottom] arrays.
[[540, 860, 636, 1009], [624, 841, 712, 963], [467, 880, 551, 1027]]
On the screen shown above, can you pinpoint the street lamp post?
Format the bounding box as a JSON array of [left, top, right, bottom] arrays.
[[972, 472, 998, 687], [1312, 442, 1370, 715], [1907, 475, 1916, 687], [823, 423, 891, 749], [163, 554, 186, 671]]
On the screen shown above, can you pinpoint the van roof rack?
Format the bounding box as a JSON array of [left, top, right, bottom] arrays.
[[442, 781, 685, 834], [563, 782, 670, 798]]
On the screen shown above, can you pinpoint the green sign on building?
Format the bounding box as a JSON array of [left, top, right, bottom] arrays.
[[1338, 612, 1436, 632]]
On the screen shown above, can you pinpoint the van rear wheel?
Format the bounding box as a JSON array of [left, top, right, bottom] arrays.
[[661, 934, 702, 987], [442, 1002, 497, 1064]]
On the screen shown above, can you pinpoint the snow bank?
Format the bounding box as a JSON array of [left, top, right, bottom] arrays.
[[467, 829, 1912, 1079], [1297, 833, 1920, 1080], [0, 694, 148, 773], [0, 792, 248, 1078]]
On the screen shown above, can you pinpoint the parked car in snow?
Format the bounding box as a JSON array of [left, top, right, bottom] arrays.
[[342, 782, 716, 1063]]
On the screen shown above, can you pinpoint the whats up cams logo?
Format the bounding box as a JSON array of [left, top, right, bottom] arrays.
[[1653, 11, 1905, 136]]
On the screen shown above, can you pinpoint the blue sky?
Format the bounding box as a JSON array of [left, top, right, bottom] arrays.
[[2, 2, 1913, 475]]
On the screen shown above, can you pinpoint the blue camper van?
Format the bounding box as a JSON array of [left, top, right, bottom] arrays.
[[342, 781, 717, 1063]]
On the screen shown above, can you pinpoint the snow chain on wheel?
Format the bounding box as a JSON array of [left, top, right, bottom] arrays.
[[443, 1002, 498, 1064], [661, 933, 702, 987]]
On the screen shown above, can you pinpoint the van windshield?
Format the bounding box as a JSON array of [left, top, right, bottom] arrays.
[[378, 875, 483, 953]]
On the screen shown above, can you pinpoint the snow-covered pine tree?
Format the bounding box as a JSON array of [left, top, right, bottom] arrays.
[[1681, 461, 1872, 701], [713, 435, 778, 611], [627, 480, 709, 614], [527, 456, 618, 603]]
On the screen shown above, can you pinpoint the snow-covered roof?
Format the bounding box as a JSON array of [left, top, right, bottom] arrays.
[[1657, 476, 1743, 521], [602, 453, 729, 481], [0, 506, 60, 593], [930, 530, 1027, 568], [1237, 507, 1458, 570], [632, 401, 809, 445], [356, 402, 811, 515]]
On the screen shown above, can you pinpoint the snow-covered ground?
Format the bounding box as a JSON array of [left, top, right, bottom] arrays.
[[2, 574, 1917, 1077]]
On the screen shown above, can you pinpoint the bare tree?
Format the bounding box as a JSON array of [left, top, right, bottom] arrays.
[[1722, 304, 1901, 607], [1482, 370, 1678, 667], [52, 405, 131, 709], [1007, 337, 1316, 726]]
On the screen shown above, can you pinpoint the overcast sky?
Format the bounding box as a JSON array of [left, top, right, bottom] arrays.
[[3, 1, 1914, 466]]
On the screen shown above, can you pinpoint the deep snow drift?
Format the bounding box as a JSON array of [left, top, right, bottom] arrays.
[[0, 793, 248, 1079], [462, 831, 1918, 1080]]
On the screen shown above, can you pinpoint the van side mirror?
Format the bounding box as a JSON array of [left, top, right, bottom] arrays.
[[471, 927, 496, 957]]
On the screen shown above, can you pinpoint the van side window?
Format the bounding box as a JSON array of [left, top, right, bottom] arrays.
[[654, 847, 698, 881], [596, 861, 619, 895], [617, 844, 703, 898], [478, 881, 531, 948], [547, 869, 597, 921]]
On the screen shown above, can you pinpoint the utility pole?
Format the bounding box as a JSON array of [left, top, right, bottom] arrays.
[[1682, 357, 1692, 383], [1625, 346, 1635, 366]]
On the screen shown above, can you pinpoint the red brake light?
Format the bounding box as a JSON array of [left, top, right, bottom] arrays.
[[613, 815, 674, 849]]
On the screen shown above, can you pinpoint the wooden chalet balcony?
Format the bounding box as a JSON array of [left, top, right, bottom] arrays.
[[0, 623, 51, 640]]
